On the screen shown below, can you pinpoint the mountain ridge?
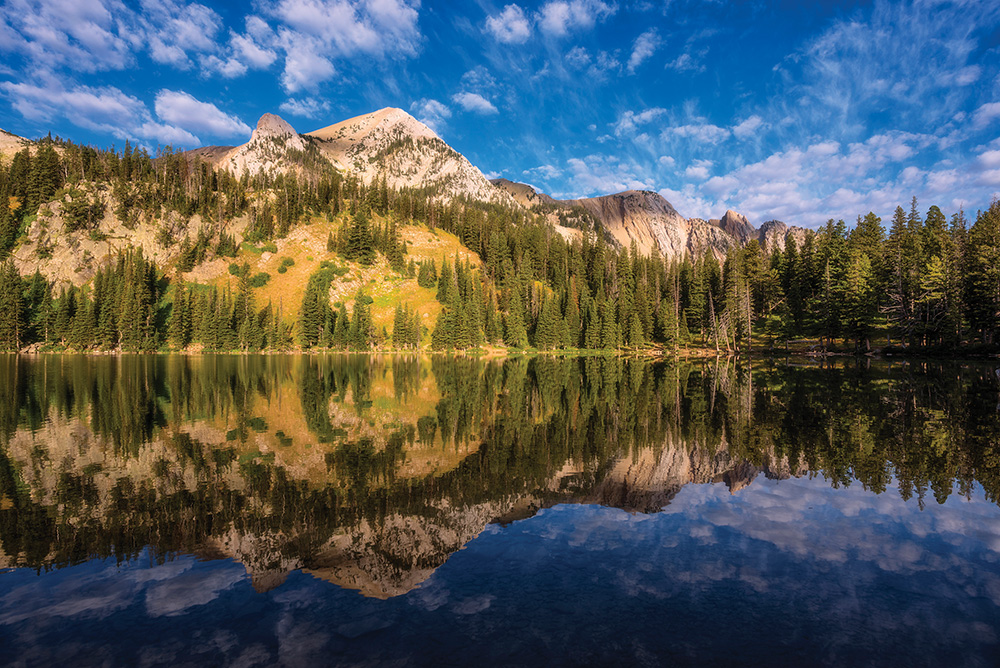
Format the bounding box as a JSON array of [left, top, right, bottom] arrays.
[[166, 107, 806, 258]]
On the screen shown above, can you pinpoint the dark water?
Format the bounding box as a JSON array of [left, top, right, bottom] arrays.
[[1, 355, 999, 667]]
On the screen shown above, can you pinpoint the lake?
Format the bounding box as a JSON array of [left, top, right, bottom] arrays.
[[1, 354, 999, 667]]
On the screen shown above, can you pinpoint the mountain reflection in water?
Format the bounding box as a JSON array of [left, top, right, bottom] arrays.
[[1, 354, 999, 667]]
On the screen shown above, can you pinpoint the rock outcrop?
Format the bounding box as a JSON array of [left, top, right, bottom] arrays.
[[0, 128, 31, 159], [756, 219, 811, 252], [489, 179, 815, 260], [562, 190, 737, 258], [491, 178, 558, 207], [714, 209, 755, 243]]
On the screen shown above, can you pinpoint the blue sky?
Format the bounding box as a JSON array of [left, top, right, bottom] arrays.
[[1, 0, 999, 227]]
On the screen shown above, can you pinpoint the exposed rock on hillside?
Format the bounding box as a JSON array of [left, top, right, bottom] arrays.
[[564, 190, 740, 258], [491, 178, 557, 207], [307, 108, 517, 207], [487, 178, 813, 260], [0, 128, 31, 159], [756, 219, 810, 252], [220, 113, 315, 178], [714, 209, 755, 243]]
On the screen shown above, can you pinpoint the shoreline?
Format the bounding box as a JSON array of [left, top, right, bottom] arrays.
[[6, 345, 1000, 360]]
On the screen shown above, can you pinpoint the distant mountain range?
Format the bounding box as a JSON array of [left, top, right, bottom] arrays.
[[2, 107, 809, 265], [178, 109, 808, 259]]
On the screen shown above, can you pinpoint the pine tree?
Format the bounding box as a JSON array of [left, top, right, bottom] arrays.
[[843, 249, 876, 351], [584, 298, 601, 349], [333, 302, 350, 348], [392, 304, 409, 349], [534, 294, 561, 349], [349, 290, 373, 349], [436, 257, 453, 303], [966, 201, 1000, 343], [70, 289, 95, 349], [168, 279, 190, 349], [0, 260, 23, 351]]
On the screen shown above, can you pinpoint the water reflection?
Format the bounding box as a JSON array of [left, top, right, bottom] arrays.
[[2, 354, 1000, 600]]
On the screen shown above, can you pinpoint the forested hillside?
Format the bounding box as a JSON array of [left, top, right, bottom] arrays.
[[0, 134, 998, 355]]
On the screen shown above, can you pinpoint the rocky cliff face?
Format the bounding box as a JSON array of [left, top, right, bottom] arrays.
[[562, 190, 738, 258], [490, 179, 814, 260], [714, 209, 756, 244], [307, 108, 517, 207], [757, 219, 811, 252]]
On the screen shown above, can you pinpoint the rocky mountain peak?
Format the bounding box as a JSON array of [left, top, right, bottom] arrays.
[[249, 113, 305, 151], [212, 113, 312, 178], [306, 107, 515, 207], [717, 209, 755, 242]]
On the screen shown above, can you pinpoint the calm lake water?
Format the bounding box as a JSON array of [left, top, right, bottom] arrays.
[[1, 354, 999, 667]]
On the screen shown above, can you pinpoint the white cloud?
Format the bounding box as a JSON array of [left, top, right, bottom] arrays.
[[665, 51, 705, 73], [141, 0, 223, 69], [779, 0, 1000, 137], [658, 184, 717, 220], [523, 164, 562, 180], [485, 4, 531, 44], [451, 91, 498, 115], [978, 150, 1000, 169], [0, 0, 132, 72], [278, 31, 336, 92], [0, 78, 200, 147], [279, 96, 332, 119], [410, 98, 451, 132], [614, 107, 667, 137], [732, 115, 764, 140], [627, 29, 660, 74], [658, 129, 993, 227], [565, 46, 591, 69], [536, 0, 615, 38], [973, 102, 1000, 129], [266, 0, 422, 91], [557, 154, 654, 197], [665, 123, 730, 144], [203, 17, 278, 78], [684, 159, 712, 181], [154, 90, 251, 139], [461, 66, 499, 94], [270, 0, 420, 58]]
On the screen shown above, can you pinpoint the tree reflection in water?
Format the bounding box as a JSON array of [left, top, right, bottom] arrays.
[[1, 354, 999, 596]]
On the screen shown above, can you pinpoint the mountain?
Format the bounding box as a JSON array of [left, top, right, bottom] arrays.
[[563, 190, 737, 258], [0, 128, 31, 159], [491, 180, 807, 259], [713, 209, 755, 243], [185, 108, 517, 208], [2, 108, 812, 292], [221, 113, 309, 177], [306, 108, 516, 207], [491, 178, 558, 207]]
